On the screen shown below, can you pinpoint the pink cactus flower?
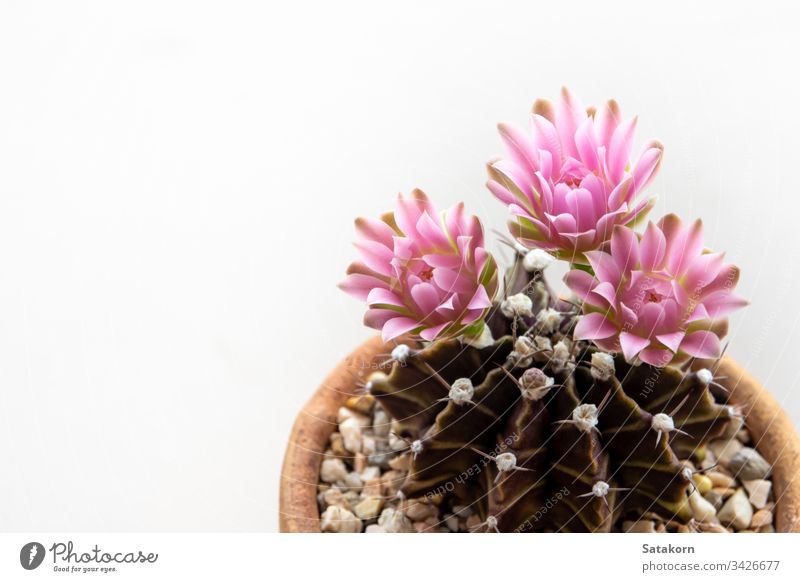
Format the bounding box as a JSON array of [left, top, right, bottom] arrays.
[[564, 215, 747, 366], [487, 87, 663, 263], [339, 190, 499, 342]]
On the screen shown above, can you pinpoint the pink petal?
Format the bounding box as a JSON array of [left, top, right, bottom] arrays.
[[416, 211, 450, 249], [564, 269, 597, 299], [656, 331, 685, 353], [585, 250, 622, 285], [566, 187, 598, 232], [420, 322, 450, 341], [619, 332, 651, 362], [554, 87, 586, 159], [433, 268, 473, 294], [546, 212, 578, 236], [364, 308, 400, 330], [658, 215, 703, 275], [353, 239, 394, 276], [638, 348, 673, 367], [435, 294, 456, 314], [530, 114, 563, 166], [487, 180, 518, 206], [630, 142, 663, 195], [607, 117, 637, 184], [466, 285, 492, 310], [498, 122, 538, 176], [588, 281, 618, 309], [574, 118, 600, 171], [683, 252, 724, 291], [680, 330, 721, 359], [593, 99, 621, 150], [574, 312, 618, 340], [702, 293, 749, 319], [394, 191, 432, 237], [338, 273, 384, 301], [608, 177, 633, 209], [559, 229, 598, 253], [355, 217, 397, 247], [422, 253, 461, 269], [381, 317, 421, 341], [410, 282, 440, 313], [367, 287, 405, 308], [639, 221, 667, 271], [610, 225, 639, 272]]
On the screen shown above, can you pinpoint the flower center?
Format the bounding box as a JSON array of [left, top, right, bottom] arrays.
[[419, 266, 434, 281], [644, 290, 663, 303]]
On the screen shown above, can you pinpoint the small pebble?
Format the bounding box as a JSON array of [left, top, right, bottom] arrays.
[[361, 478, 382, 498], [623, 520, 657, 533], [337, 406, 370, 428], [743, 479, 772, 510], [372, 407, 391, 437], [320, 458, 348, 484], [388, 432, 408, 452], [321, 486, 345, 508], [342, 491, 360, 510], [693, 474, 713, 495], [708, 438, 743, 466], [728, 448, 771, 481], [354, 497, 384, 520], [717, 489, 753, 531], [750, 509, 773, 528], [689, 489, 717, 523], [367, 452, 393, 469], [700, 449, 718, 471], [721, 415, 745, 440], [320, 505, 362, 533], [346, 394, 375, 415], [451, 505, 474, 519], [362, 436, 377, 456], [704, 490, 724, 511], [405, 501, 437, 521], [340, 417, 364, 453], [381, 470, 405, 496], [707, 471, 736, 488], [712, 486, 736, 499], [329, 432, 349, 458], [465, 514, 482, 530], [378, 508, 413, 533], [354, 453, 367, 474], [444, 514, 459, 532], [360, 466, 381, 483], [698, 523, 729, 533], [343, 471, 363, 490]]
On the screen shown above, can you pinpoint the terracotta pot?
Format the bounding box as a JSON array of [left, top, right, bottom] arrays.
[[279, 336, 800, 532]]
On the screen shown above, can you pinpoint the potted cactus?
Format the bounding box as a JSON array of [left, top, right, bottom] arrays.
[[280, 89, 800, 533]]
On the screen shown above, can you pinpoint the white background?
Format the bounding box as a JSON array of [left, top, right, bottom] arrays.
[[0, 1, 798, 532]]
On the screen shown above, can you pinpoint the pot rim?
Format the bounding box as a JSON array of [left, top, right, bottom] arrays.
[[279, 336, 800, 532]]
